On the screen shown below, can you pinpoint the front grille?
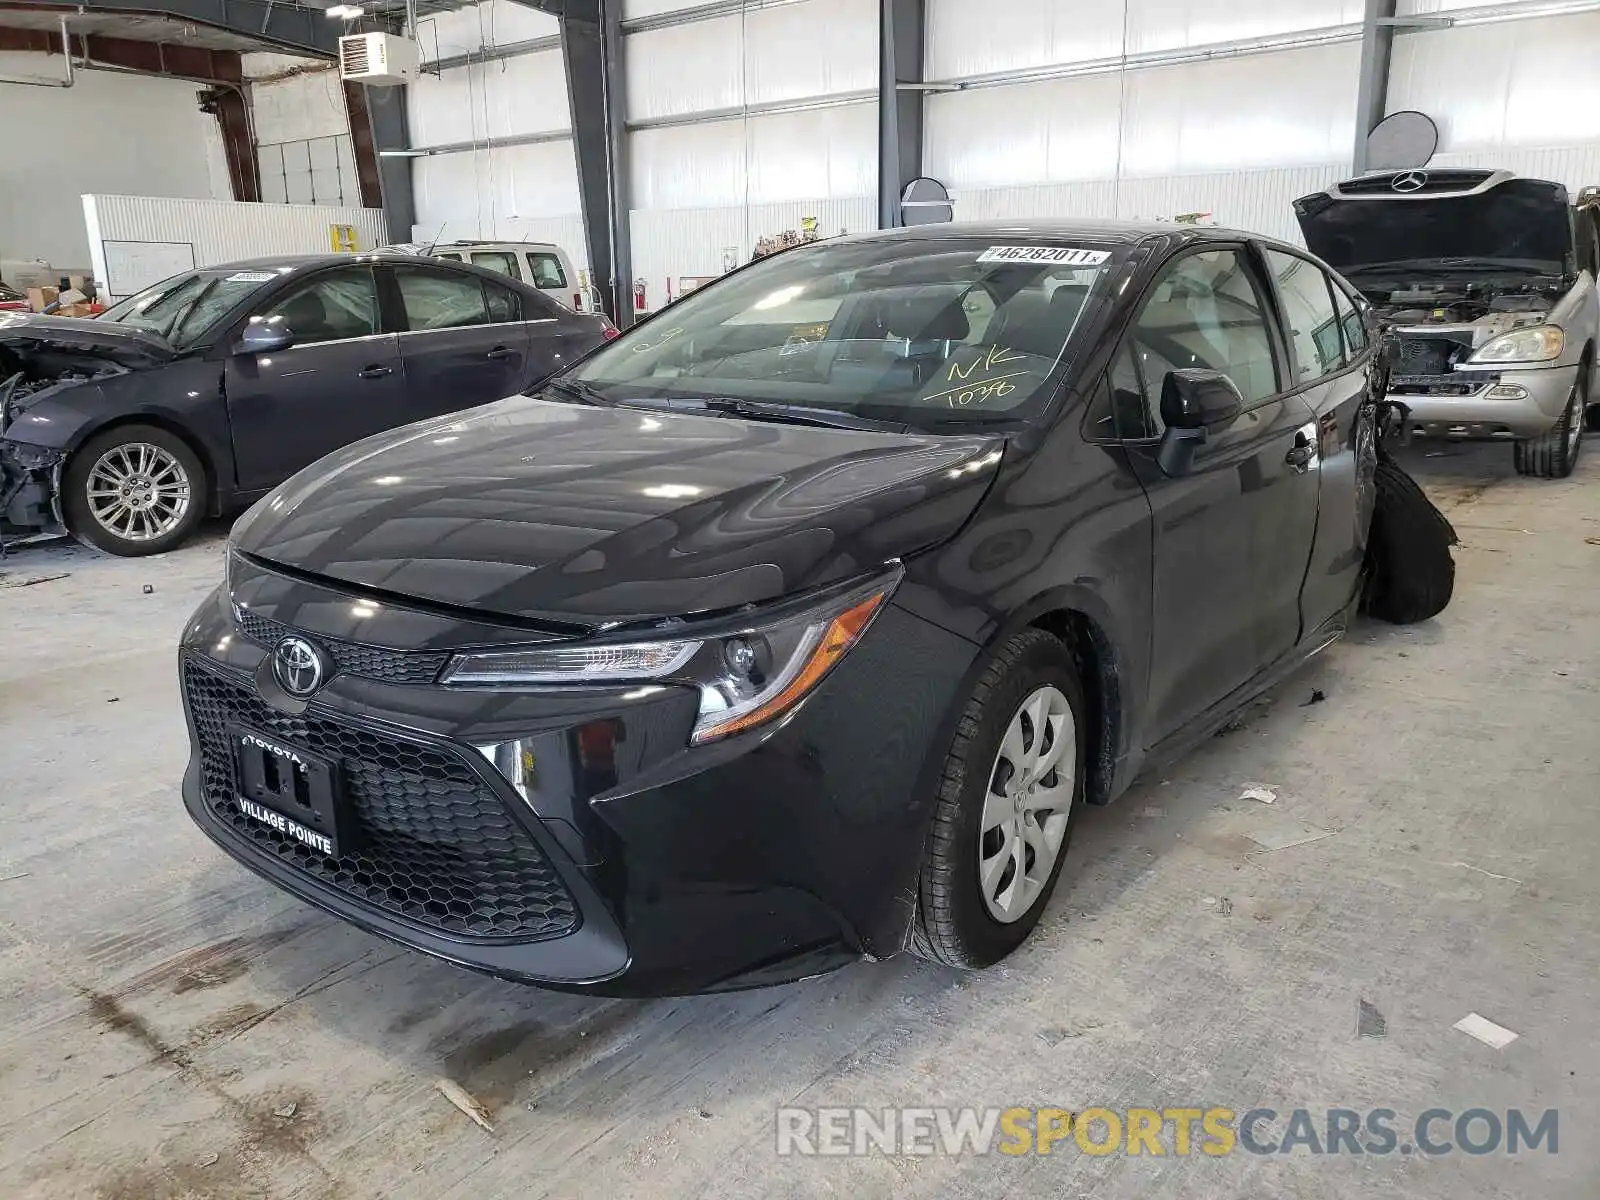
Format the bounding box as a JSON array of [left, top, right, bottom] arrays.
[[1335, 169, 1494, 196], [184, 658, 579, 942], [1398, 335, 1472, 376], [234, 607, 450, 685]]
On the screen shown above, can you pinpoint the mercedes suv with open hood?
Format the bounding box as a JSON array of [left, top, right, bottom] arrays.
[[179, 220, 1431, 995], [1295, 168, 1598, 478]]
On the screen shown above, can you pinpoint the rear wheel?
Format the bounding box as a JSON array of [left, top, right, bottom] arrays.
[[1513, 366, 1585, 479], [64, 424, 205, 556], [910, 628, 1086, 968], [1363, 457, 1456, 625]]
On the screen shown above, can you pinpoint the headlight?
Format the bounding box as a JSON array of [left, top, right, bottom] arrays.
[[1470, 325, 1564, 364], [442, 569, 901, 744]]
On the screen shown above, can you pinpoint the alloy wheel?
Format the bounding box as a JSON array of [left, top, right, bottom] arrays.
[[85, 442, 192, 542], [977, 685, 1075, 923]]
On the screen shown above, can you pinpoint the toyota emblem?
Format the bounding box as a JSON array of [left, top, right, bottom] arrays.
[[1391, 170, 1428, 193], [273, 635, 329, 698]]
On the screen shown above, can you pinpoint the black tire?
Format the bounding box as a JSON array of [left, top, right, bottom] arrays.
[[910, 628, 1086, 969], [1512, 366, 1585, 479], [63, 424, 206, 556], [1362, 457, 1456, 625]]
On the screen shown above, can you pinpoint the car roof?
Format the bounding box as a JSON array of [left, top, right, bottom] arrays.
[[840, 217, 1289, 251]]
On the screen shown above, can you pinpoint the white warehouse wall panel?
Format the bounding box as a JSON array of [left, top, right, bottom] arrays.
[[413, 140, 584, 231], [0, 57, 228, 270], [409, 50, 571, 147], [80, 194, 387, 301], [1386, 13, 1600, 154], [418, 0, 558, 61], [626, 0, 876, 122], [629, 102, 877, 210], [926, 0, 1365, 80], [247, 59, 349, 144], [926, 41, 1359, 187], [631, 196, 876, 300]]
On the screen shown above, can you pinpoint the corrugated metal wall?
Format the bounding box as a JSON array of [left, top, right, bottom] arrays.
[[406, 2, 580, 247], [631, 196, 875, 298], [1387, 10, 1600, 193], [81, 194, 388, 301], [625, 0, 878, 297]]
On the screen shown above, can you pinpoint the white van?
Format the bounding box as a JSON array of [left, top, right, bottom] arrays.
[[387, 241, 590, 312]]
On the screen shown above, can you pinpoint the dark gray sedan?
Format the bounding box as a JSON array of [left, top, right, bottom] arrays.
[[0, 253, 614, 555]]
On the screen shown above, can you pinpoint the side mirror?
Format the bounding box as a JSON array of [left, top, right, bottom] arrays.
[[1160, 368, 1244, 430], [1156, 369, 1244, 477], [236, 318, 294, 355]]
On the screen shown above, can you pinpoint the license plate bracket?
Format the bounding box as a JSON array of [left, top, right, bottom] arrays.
[[230, 725, 346, 858]]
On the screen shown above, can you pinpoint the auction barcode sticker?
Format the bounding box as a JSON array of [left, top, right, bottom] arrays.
[[976, 246, 1111, 266]]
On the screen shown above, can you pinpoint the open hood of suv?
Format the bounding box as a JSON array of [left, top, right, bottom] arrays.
[[0, 311, 176, 368], [232, 397, 1004, 625], [1294, 173, 1573, 276]]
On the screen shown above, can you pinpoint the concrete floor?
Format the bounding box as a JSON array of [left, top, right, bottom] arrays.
[[1, 441, 1596, 1199]]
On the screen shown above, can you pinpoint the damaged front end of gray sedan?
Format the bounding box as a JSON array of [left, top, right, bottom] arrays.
[[0, 313, 175, 552]]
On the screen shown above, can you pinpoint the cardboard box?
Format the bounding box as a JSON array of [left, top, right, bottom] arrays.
[[26, 286, 58, 313]]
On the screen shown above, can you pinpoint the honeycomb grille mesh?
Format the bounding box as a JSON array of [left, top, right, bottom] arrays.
[[184, 659, 578, 941], [234, 607, 450, 685]]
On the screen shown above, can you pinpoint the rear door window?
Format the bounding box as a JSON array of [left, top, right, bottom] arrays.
[[1266, 249, 1346, 381], [484, 279, 522, 323], [393, 265, 489, 330], [1332, 283, 1369, 358], [470, 251, 522, 281], [526, 253, 567, 289]]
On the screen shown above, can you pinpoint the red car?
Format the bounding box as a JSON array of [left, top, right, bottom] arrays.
[[0, 281, 28, 313]]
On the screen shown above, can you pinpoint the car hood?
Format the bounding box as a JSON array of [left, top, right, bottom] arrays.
[[0, 311, 176, 367], [233, 397, 1005, 625], [1294, 176, 1573, 276]]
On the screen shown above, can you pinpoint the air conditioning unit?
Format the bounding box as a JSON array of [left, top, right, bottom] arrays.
[[339, 33, 419, 86]]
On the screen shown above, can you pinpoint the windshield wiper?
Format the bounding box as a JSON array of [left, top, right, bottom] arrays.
[[620, 395, 908, 432], [542, 378, 611, 406]]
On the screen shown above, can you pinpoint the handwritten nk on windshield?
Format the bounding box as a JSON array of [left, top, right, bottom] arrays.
[[930, 345, 1029, 407]]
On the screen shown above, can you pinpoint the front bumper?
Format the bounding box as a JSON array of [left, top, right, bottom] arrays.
[[0, 438, 66, 544], [1389, 363, 1576, 439], [178, 566, 979, 995]]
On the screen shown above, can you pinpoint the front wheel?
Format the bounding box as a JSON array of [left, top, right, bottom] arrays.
[[63, 424, 205, 556], [1513, 367, 1585, 479], [910, 628, 1086, 969]]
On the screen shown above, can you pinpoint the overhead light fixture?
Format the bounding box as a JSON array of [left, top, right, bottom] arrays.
[[325, 4, 365, 18], [378, 148, 430, 157]]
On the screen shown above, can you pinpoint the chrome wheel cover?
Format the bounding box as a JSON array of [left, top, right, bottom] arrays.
[[85, 442, 191, 541], [978, 685, 1075, 923]]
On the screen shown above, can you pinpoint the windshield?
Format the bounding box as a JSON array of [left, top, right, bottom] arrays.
[[100, 270, 276, 347], [565, 237, 1119, 429]]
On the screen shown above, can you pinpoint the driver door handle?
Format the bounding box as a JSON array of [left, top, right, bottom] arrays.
[[358, 364, 393, 379], [485, 346, 514, 360], [1285, 422, 1319, 472]]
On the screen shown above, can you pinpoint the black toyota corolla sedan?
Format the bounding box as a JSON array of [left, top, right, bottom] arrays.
[[179, 219, 1408, 995], [0, 253, 611, 555]]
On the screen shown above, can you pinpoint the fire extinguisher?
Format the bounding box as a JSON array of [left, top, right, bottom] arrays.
[[633, 279, 647, 313]]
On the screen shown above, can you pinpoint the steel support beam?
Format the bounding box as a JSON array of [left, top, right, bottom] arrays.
[[342, 81, 387, 212], [878, 0, 925, 228], [559, 1, 631, 326], [8, 0, 344, 57], [0, 22, 244, 81], [203, 82, 260, 199], [1352, 0, 1398, 174], [356, 84, 417, 245]]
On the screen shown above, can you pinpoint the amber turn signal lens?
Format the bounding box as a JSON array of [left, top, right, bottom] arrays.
[[691, 590, 889, 743]]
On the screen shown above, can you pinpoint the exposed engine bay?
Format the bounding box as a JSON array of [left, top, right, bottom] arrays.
[[0, 344, 128, 548], [1359, 277, 1565, 396]]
